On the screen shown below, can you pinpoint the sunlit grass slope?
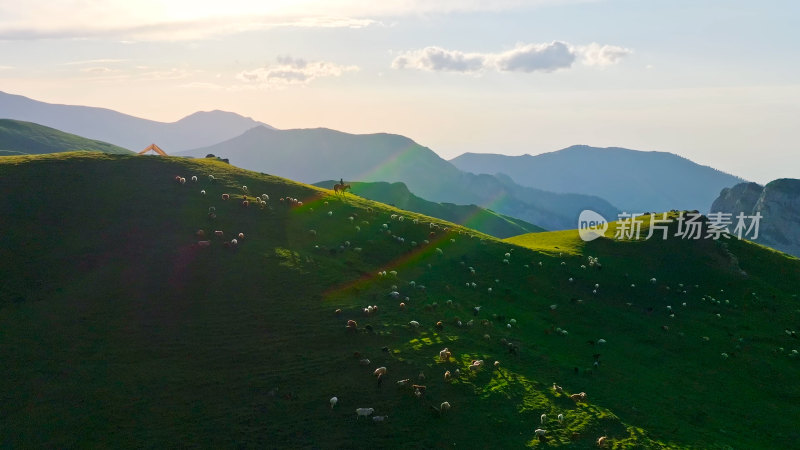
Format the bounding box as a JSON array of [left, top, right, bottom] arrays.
[[1, 153, 798, 449]]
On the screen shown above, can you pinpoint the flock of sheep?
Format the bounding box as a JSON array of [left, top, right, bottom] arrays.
[[170, 169, 792, 447]]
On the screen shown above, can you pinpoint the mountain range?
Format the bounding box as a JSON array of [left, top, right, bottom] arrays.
[[0, 90, 271, 152], [711, 179, 800, 257], [450, 147, 746, 213], [179, 126, 620, 230]]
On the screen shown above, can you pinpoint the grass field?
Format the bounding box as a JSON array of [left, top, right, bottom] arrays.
[[1, 152, 798, 448]]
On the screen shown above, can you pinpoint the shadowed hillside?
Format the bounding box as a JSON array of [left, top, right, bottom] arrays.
[[1, 153, 798, 449], [711, 179, 800, 257], [0, 119, 132, 155], [313, 179, 545, 238]]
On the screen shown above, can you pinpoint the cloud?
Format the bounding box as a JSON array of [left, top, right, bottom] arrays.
[[391, 47, 486, 72], [392, 41, 632, 73], [578, 43, 633, 66], [236, 57, 358, 88], [494, 41, 575, 73]]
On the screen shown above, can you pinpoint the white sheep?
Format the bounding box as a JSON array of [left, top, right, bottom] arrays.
[[356, 408, 374, 419], [597, 339, 606, 344], [262, 194, 269, 201], [409, 320, 420, 328], [435, 248, 443, 255], [330, 396, 338, 409], [231, 239, 238, 246], [534, 428, 547, 437], [373, 367, 387, 376], [200, 190, 206, 195], [440, 401, 451, 412], [372, 415, 388, 422], [541, 413, 547, 424], [191, 175, 198, 182], [557, 413, 564, 424]]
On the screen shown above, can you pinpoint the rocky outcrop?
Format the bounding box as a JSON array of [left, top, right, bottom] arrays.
[[710, 179, 800, 257]]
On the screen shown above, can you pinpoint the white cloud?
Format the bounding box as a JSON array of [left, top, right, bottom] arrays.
[[391, 47, 486, 72], [236, 57, 358, 88], [393, 41, 631, 73], [494, 41, 575, 72], [578, 43, 633, 66]]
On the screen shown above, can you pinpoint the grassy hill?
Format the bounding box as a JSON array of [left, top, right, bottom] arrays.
[[314, 180, 545, 238], [1, 153, 798, 448], [0, 119, 132, 155]]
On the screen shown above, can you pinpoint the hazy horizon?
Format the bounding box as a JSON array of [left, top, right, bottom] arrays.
[[1, 0, 797, 184]]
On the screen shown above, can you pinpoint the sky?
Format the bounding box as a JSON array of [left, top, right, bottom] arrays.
[[0, 0, 797, 184]]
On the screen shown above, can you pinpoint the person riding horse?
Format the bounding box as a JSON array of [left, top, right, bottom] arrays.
[[334, 179, 351, 193]]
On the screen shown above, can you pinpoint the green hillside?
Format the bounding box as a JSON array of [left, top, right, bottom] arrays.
[[314, 180, 545, 238], [1, 153, 798, 449], [0, 119, 132, 155]]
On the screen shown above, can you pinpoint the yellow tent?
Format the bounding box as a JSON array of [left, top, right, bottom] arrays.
[[138, 143, 168, 156]]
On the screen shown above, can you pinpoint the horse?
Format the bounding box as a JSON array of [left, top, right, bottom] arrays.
[[333, 183, 351, 193]]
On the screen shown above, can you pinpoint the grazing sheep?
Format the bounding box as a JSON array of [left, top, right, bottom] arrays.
[[534, 428, 547, 437], [242, 200, 249, 207], [444, 370, 451, 381], [222, 193, 230, 200], [330, 397, 338, 408], [214, 230, 224, 238], [440, 401, 451, 412], [356, 408, 374, 419], [373, 367, 387, 377], [409, 320, 420, 328], [494, 361, 500, 368], [570, 392, 587, 402], [469, 360, 484, 371], [372, 415, 388, 422], [190, 175, 197, 182], [179, 177, 186, 184], [197, 240, 211, 247], [552, 383, 563, 394], [439, 348, 451, 361], [231, 239, 238, 246], [541, 413, 547, 424], [200, 189, 206, 195], [397, 379, 411, 387], [597, 436, 608, 447], [359, 359, 371, 366], [557, 413, 564, 424], [346, 320, 357, 330], [597, 339, 606, 345]]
